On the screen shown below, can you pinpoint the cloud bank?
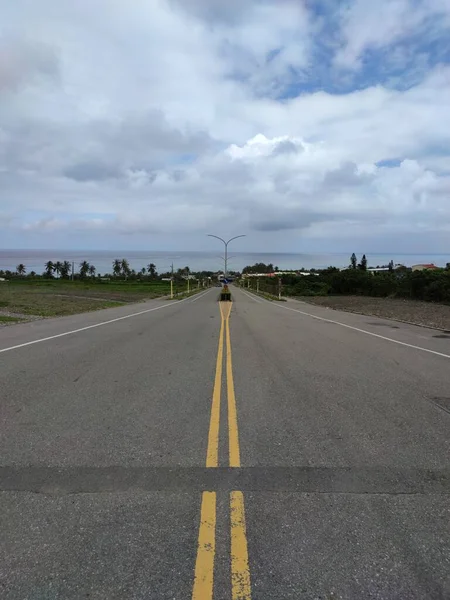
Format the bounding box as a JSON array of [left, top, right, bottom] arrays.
[[1, 0, 449, 252]]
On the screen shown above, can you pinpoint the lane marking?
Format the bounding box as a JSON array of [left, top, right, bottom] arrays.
[[206, 303, 225, 467], [190, 288, 214, 303], [0, 295, 202, 355], [240, 289, 262, 303], [196, 300, 252, 599], [238, 289, 450, 360], [230, 491, 252, 600], [192, 491, 217, 600], [225, 302, 241, 468], [226, 304, 252, 598]]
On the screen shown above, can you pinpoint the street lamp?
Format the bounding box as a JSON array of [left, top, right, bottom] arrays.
[[207, 234, 246, 279]]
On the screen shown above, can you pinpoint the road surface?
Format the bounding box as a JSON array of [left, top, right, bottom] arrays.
[[1, 286, 449, 599]]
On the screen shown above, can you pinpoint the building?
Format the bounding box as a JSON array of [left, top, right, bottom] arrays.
[[411, 264, 439, 272], [241, 271, 318, 278]]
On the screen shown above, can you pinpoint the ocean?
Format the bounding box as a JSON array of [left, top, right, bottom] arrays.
[[0, 249, 448, 275]]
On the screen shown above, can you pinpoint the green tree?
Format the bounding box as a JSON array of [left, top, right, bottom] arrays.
[[60, 261, 72, 279], [242, 262, 274, 274], [44, 261, 55, 277], [121, 259, 131, 279], [112, 259, 122, 277], [79, 261, 90, 278], [88, 264, 96, 277], [350, 253, 357, 269], [54, 261, 63, 278], [147, 263, 157, 278], [388, 260, 394, 272], [29, 270, 36, 277], [359, 254, 368, 271], [16, 264, 26, 276]]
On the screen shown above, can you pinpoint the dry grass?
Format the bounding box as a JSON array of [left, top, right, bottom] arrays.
[[296, 295, 450, 331], [0, 280, 175, 320]]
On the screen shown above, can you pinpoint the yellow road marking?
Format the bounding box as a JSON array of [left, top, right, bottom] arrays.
[[192, 491, 217, 600], [225, 302, 241, 467], [206, 303, 225, 467], [230, 491, 252, 599], [193, 300, 251, 599]]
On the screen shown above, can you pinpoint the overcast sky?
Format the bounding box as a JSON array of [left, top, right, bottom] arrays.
[[1, 0, 449, 252]]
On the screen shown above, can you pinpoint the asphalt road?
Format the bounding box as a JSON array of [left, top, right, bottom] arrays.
[[1, 286, 449, 599]]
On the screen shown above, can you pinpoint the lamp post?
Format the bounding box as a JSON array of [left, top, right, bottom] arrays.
[[207, 235, 246, 280]]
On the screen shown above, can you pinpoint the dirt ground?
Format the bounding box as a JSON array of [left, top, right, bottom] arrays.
[[296, 295, 450, 331]]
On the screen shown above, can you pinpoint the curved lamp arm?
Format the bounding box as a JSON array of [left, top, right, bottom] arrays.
[[207, 234, 246, 246]]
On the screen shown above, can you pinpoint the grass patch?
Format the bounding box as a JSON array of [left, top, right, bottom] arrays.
[[0, 280, 187, 318], [0, 315, 24, 323]]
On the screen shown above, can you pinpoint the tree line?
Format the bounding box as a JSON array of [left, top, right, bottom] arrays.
[[281, 262, 450, 304], [1, 260, 220, 282], [0, 259, 159, 280], [242, 262, 279, 274], [242, 256, 450, 304], [349, 253, 394, 271]]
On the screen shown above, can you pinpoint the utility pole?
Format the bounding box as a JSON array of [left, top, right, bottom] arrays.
[[171, 263, 174, 299], [278, 276, 282, 300], [71, 261, 74, 281]]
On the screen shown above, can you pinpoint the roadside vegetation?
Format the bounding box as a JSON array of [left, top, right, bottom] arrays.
[[0, 315, 25, 324], [0, 259, 214, 323], [241, 256, 450, 304], [291, 295, 450, 331], [240, 256, 450, 329]]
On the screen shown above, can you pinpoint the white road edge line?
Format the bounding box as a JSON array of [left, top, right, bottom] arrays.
[[239, 288, 450, 360], [190, 288, 213, 303], [0, 295, 195, 355], [240, 289, 263, 303]]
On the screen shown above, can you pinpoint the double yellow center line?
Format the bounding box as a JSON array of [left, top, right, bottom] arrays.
[[192, 302, 252, 599]]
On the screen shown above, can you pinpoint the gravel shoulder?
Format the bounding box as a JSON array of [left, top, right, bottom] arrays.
[[295, 295, 450, 331]]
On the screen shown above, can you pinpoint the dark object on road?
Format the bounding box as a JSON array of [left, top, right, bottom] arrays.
[[220, 284, 231, 301]]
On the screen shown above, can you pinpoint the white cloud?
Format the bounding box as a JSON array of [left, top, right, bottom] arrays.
[[0, 0, 450, 252], [333, 0, 450, 71]]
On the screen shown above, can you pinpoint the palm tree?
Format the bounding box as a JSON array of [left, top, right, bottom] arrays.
[[60, 261, 72, 279], [54, 261, 63, 278], [121, 258, 131, 280], [140, 267, 146, 277], [30, 270, 36, 277], [88, 264, 96, 277], [44, 261, 55, 278], [112, 259, 122, 278], [147, 263, 157, 278], [16, 264, 26, 276], [79, 261, 90, 278]]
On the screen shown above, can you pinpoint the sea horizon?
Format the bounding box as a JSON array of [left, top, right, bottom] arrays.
[[1, 249, 448, 275]]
